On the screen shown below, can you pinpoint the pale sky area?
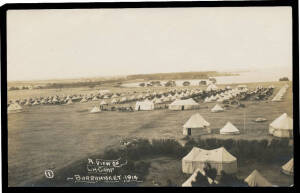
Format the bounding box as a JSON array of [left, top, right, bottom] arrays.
[[7, 7, 292, 81]]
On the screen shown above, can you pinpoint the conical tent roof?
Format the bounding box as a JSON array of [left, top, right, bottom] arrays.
[[211, 104, 224, 112], [182, 168, 216, 187], [100, 100, 108, 105], [282, 158, 293, 174], [111, 98, 118, 103], [32, 100, 39, 105], [183, 113, 210, 129], [220, 122, 240, 134], [92, 96, 98, 101], [8, 103, 23, 111], [90, 106, 101, 113], [270, 113, 293, 130], [183, 147, 236, 163], [80, 98, 87, 103], [245, 170, 272, 187]]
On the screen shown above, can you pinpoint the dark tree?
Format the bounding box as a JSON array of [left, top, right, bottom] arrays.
[[218, 171, 248, 187], [279, 77, 289, 81], [191, 171, 211, 187], [203, 163, 217, 181]]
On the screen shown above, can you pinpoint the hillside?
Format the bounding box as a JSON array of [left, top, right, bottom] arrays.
[[127, 71, 238, 81]]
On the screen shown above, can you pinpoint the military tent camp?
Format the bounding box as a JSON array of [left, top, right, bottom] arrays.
[[183, 113, 210, 136], [244, 170, 272, 187], [211, 104, 224, 113], [182, 147, 237, 175], [269, 113, 293, 138], [169, 98, 199, 111], [220, 122, 240, 135], [282, 158, 293, 176], [135, 100, 154, 111], [182, 168, 218, 187]]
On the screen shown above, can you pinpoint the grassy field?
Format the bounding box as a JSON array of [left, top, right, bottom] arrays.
[[7, 81, 293, 187]]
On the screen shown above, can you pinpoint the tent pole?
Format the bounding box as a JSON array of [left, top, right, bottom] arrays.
[[244, 110, 246, 133]]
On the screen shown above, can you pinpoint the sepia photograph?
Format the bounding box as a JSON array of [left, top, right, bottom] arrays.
[[2, 1, 296, 188]]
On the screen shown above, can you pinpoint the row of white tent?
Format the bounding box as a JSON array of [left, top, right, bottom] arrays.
[[89, 99, 224, 113], [181, 146, 293, 187], [182, 113, 240, 136], [8, 83, 237, 107], [271, 84, 289, 102], [181, 112, 293, 138], [204, 87, 248, 103]]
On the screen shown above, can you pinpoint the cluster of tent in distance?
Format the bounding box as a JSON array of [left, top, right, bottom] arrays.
[[8, 83, 283, 111], [8, 83, 292, 139]]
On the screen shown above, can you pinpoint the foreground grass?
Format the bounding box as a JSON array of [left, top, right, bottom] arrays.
[[26, 137, 293, 187]]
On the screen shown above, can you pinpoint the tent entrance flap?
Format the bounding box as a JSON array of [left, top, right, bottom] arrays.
[[182, 106, 184, 111], [188, 128, 191, 135]]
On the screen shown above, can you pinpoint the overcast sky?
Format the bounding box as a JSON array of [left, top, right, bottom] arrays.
[[7, 7, 292, 81]]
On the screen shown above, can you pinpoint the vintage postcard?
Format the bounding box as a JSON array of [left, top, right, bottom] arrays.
[[2, 1, 296, 189]]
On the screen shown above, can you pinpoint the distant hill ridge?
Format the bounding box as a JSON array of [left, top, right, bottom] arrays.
[[127, 71, 238, 80], [8, 71, 239, 88]]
